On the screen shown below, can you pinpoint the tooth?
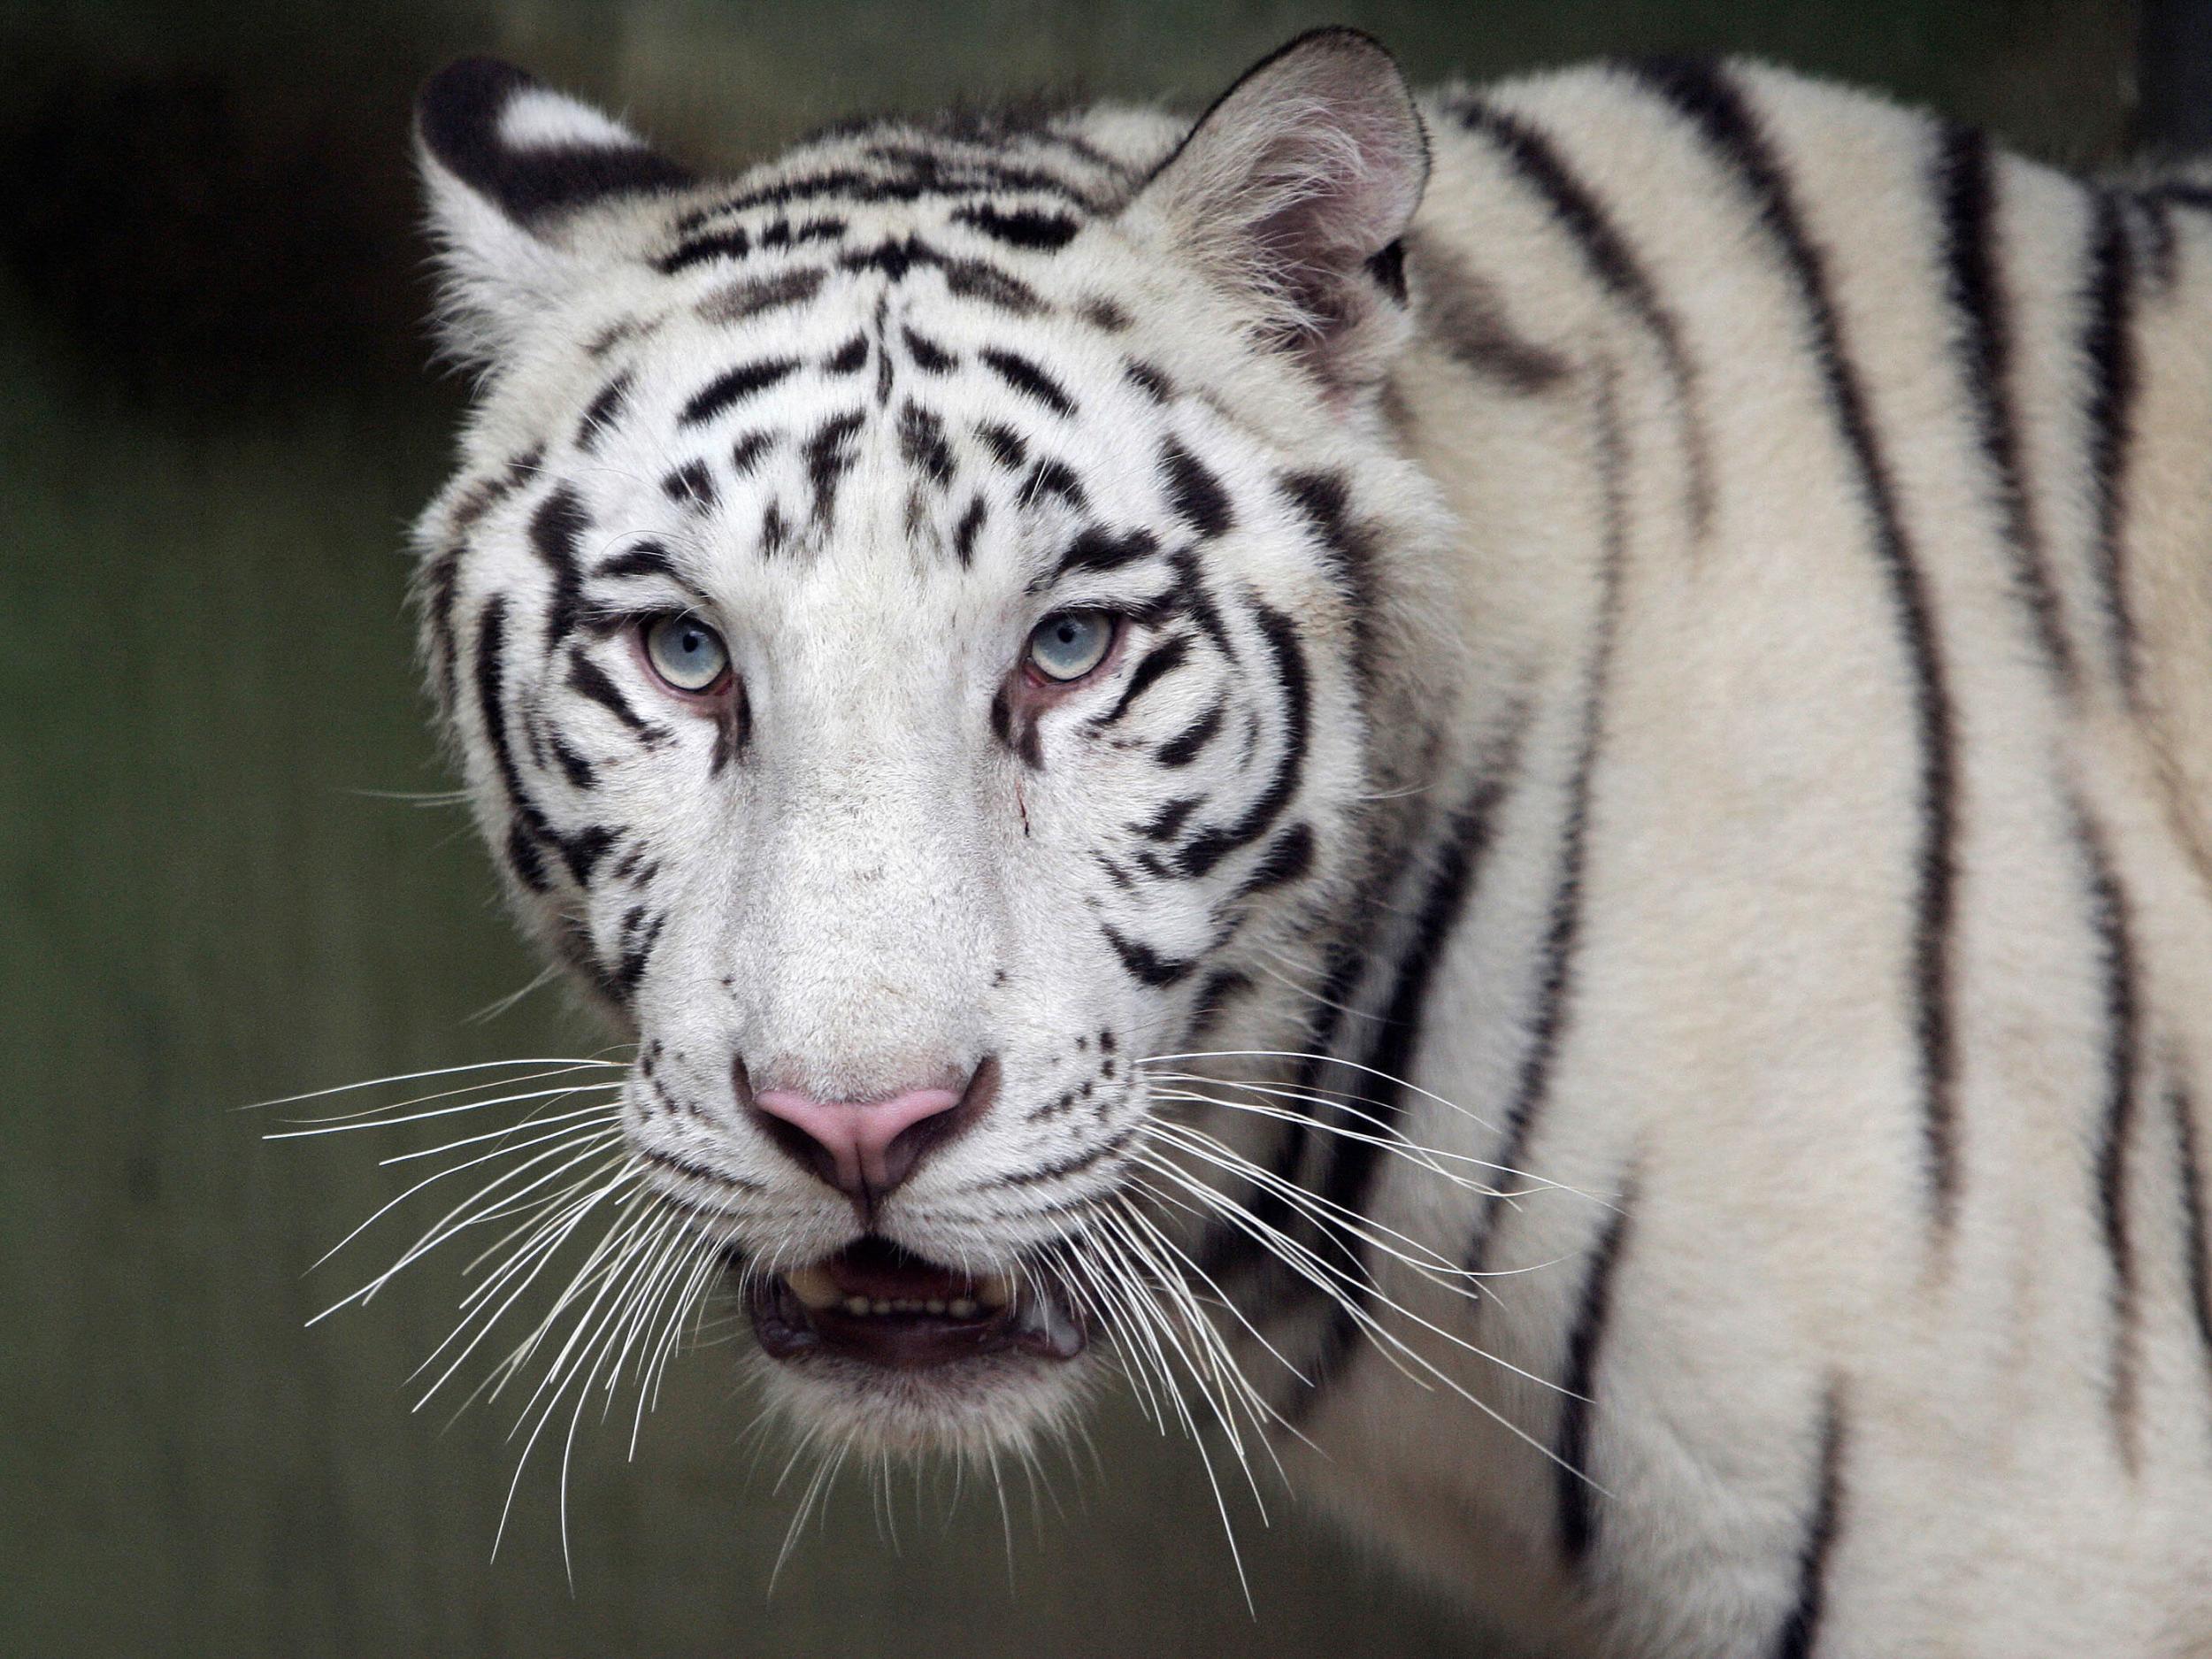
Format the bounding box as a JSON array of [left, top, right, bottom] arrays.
[[926, 1300, 947, 1315], [1039, 1295, 1084, 1357], [948, 1296, 978, 1318], [977, 1275, 1014, 1310], [842, 1295, 872, 1317], [786, 1265, 841, 1310], [871, 1299, 891, 1315]]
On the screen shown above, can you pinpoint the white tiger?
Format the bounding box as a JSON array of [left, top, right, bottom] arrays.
[[381, 27, 2212, 1657]]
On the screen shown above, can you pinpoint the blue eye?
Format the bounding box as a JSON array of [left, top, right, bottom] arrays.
[[1026, 611, 1116, 682], [642, 613, 730, 693]]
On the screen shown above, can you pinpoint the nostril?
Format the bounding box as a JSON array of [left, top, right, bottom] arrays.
[[741, 1057, 998, 1206]]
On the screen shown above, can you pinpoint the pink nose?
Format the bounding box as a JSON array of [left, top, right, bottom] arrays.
[[746, 1060, 995, 1203]]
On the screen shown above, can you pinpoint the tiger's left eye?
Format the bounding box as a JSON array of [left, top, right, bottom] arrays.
[[642, 613, 730, 694], [1026, 611, 1117, 683]]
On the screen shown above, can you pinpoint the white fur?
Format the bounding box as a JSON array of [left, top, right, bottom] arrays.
[[406, 39, 2212, 1659]]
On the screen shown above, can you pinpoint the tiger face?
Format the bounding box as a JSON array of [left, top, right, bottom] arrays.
[[411, 34, 1443, 1455]]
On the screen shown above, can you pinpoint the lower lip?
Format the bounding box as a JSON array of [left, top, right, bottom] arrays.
[[743, 1251, 1087, 1369]]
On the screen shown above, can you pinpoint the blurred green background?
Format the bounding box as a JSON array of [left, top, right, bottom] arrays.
[[0, 2, 2166, 1654]]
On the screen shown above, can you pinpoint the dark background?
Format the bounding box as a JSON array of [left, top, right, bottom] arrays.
[[0, 3, 2189, 1655]]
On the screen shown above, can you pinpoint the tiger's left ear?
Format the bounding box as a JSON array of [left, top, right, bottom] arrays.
[[1125, 28, 1428, 397], [414, 58, 695, 365]]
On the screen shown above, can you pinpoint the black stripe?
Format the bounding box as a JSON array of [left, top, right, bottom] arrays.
[[2081, 191, 2140, 694], [1453, 92, 1711, 528], [1164, 550, 1239, 664], [657, 229, 750, 275], [1290, 748, 1525, 1418], [1636, 58, 1960, 1232], [472, 597, 549, 888], [941, 257, 1046, 316], [1162, 438, 1233, 538], [422, 541, 465, 718], [2172, 1081, 2212, 1378], [976, 421, 1027, 470], [1464, 375, 1627, 1279], [1048, 526, 1159, 584], [953, 203, 1079, 250], [613, 906, 666, 995], [1278, 472, 1378, 689], [1156, 700, 1226, 768], [953, 496, 987, 566], [898, 402, 955, 486], [903, 326, 957, 373], [824, 333, 868, 375], [1132, 795, 1203, 842], [1406, 232, 1571, 395], [565, 649, 664, 742], [660, 462, 716, 511], [529, 486, 589, 647], [1018, 457, 1087, 511], [1773, 1388, 1847, 1659], [1175, 602, 1309, 879], [979, 348, 1076, 416], [1233, 821, 1315, 899], [729, 432, 773, 475], [803, 411, 866, 522], [548, 731, 595, 790], [679, 357, 801, 426], [2079, 804, 2141, 1464], [1094, 634, 1190, 726], [1099, 923, 1195, 987], [1932, 125, 2075, 686], [594, 541, 679, 583], [1556, 1179, 1635, 1564], [1125, 359, 1172, 403], [575, 371, 633, 454], [558, 824, 618, 887], [697, 266, 825, 324]]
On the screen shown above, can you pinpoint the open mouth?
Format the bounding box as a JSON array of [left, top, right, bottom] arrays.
[[747, 1236, 1087, 1369]]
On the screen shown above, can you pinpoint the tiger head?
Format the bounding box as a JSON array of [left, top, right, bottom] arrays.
[[411, 29, 1455, 1459]]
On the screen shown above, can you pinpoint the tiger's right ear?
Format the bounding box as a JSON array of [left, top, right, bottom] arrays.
[[415, 58, 695, 365]]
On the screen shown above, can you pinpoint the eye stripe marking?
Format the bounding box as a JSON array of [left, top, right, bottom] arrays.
[[1094, 634, 1192, 727], [1043, 526, 1160, 586], [594, 541, 679, 583], [565, 649, 669, 744]]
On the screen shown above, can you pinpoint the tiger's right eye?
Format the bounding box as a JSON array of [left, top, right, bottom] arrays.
[[641, 613, 730, 694]]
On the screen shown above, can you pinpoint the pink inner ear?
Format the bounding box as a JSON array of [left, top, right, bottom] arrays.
[[1133, 29, 1428, 388]]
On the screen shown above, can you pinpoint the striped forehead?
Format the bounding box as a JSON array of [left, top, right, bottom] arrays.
[[574, 246, 1171, 572]]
